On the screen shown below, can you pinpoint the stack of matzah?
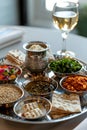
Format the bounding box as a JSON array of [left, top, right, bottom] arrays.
[[50, 93, 81, 119], [22, 102, 43, 119], [6, 49, 25, 66]]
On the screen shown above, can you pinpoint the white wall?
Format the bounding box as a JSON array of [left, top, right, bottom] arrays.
[[0, 0, 20, 25]]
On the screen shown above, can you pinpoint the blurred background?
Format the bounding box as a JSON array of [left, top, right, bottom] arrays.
[[0, 0, 87, 37]]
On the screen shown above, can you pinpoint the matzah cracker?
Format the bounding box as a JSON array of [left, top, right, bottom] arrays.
[[22, 102, 43, 119], [6, 49, 25, 66], [22, 102, 39, 112], [52, 93, 81, 113], [22, 108, 43, 118], [50, 113, 69, 119]]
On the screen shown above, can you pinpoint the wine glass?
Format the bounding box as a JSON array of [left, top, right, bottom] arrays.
[[52, 0, 79, 58]]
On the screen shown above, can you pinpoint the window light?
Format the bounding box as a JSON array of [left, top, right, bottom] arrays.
[[45, 0, 79, 11]]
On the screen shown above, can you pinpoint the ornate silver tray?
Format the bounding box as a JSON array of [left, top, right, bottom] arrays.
[[0, 57, 87, 124]]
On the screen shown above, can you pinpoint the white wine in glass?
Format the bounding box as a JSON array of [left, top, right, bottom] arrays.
[[52, 1, 79, 58]]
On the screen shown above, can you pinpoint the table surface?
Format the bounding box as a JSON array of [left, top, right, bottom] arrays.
[[0, 26, 87, 130]]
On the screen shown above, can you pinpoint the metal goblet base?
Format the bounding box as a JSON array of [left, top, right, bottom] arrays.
[[56, 50, 75, 59]]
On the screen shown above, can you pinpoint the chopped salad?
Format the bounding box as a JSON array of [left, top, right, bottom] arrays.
[[0, 64, 21, 80]]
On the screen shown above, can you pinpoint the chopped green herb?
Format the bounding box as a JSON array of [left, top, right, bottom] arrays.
[[49, 58, 82, 73]]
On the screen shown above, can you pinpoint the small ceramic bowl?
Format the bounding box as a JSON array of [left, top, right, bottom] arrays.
[[13, 96, 52, 120]]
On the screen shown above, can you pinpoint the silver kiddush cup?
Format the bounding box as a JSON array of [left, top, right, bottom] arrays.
[[23, 41, 49, 73]]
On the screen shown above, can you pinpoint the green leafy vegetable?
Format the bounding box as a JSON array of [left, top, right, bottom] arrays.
[[49, 58, 82, 73]]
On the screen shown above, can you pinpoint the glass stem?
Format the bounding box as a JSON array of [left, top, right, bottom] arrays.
[[61, 31, 68, 52]]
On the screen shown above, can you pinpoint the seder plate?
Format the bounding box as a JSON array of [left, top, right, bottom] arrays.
[[0, 57, 87, 124]]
